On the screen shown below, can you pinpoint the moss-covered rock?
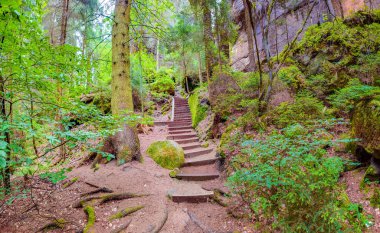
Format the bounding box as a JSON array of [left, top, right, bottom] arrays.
[[147, 141, 185, 169], [363, 164, 380, 183], [352, 97, 380, 157], [189, 87, 209, 128]]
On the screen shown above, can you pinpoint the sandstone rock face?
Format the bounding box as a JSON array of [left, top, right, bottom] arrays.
[[231, 0, 380, 71]]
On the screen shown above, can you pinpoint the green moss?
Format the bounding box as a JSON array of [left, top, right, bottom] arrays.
[[109, 205, 144, 220], [146, 141, 185, 169], [189, 90, 208, 128], [352, 96, 380, 155], [169, 168, 179, 178], [63, 177, 78, 188], [83, 205, 95, 233], [277, 65, 305, 91], [370, 188, 380, 208], [266, 92, 328, 128]]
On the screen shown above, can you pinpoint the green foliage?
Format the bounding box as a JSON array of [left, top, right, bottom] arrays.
[[146, 141, 185, 169], [277, 65, 304, 90], [39, 169, 69, 184], [150, 69, 176, 95], [188, 88, 208, 127], [228, 123, 370, 232], [328, 79, 380, 112], [267, 93, 328, 128]]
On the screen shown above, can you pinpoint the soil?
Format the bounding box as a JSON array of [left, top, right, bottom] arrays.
[[0, 124, 251, 233]]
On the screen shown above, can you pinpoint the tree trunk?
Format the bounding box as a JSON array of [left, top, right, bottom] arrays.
[[156, 39, 160, 71], [59, 0, 69, 45], [243, 0, 256, 70], [202, 0, 213, 84], [0, 75, 11, 193], [197, 52, 203, 85], [245, 0, 263, 96], [111, 0, 141, 164]]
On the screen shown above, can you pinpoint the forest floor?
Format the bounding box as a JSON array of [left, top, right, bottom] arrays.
[[0, 122, 252, 233]]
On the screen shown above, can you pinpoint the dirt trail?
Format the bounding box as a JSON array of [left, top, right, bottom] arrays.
[[1, 123, 250, 233]]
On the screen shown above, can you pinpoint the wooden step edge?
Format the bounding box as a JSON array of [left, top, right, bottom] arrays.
[[182, 157, 220, 167], [175, 173, 219, 181], [169, 193, 213, 203], [185, 149, 213, 158]]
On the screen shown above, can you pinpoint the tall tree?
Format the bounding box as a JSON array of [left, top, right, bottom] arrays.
[[202, 0, 213, 84], [110, 0, 141, 164]]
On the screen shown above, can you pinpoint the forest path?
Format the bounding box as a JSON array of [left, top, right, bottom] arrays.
[[1, 98, 250, 232], [166, 97, 223, 202]]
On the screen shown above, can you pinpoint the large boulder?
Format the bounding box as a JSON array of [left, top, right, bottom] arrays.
[[352, 97, 380, 159], [146, 140, 185, 169]]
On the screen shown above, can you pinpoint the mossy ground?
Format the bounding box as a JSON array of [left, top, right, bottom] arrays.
[[146, 140, 185, 169]]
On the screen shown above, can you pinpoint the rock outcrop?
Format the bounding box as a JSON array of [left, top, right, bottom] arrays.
[[231, 0, 380, 71]]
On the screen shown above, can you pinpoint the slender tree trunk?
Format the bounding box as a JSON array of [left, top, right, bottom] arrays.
[[243, 0, 256, 70], [156, 39, 160, 71], [111, 0, 141, 164], [202, 0, 212, 84], [197, 52, 203, 85], [59, 0, 69, 45], [215, 5, 223, 72], [0, 75, 11, 193], [56, 0, 70, 160], [246, 0, 263, 96]]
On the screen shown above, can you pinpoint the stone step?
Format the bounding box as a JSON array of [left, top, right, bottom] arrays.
[[174, 118, 191, 121], [167, 133, 197, 140], [169, 130, 192, 135], [181, 143, 202, 150], [170, 121, 192, 125], [175, 138, 199, 144], [185, 148, 213, 158], [182, 154, 220, 167], [169, 124, 192, 128], [175, 173, 219, 181], [168, 126, 193, 131]]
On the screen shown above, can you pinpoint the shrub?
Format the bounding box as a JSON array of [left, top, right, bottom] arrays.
[[277, 65, 305, 91], [328, 78, 380, 113], [150, 76, 175, 95], [227, 123, 370, 232], [268, 92, 328, 128], [146, 140, 184, 169]]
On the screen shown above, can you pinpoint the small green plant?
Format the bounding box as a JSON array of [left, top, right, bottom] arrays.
[[227, 123, 370, 232], [277, 65, 305, 90], [268, 92, 328, 128], [328, 78, 380, 112], [146, 141, 185, 169], [150, 76, 175, 95]]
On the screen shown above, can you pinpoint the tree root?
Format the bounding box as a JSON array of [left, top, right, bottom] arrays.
[[212, 191, 228, 207], [36, 218, 66, 232], [146, 206, 168, 233], [83, 205, 96, 233], [62, 177, 78, 188], [110, 219, 132, 233], [78, 152, 97, 167], [187, 211, 215, 233], [73, 193, 148, 208], [80, 187, 113, 197], [109, 205, 144, 220]]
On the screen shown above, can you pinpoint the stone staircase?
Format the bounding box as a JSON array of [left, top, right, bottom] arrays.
[[167, 97, 221, 203]]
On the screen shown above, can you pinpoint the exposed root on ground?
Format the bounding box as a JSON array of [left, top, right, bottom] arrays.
[[109, 205, 144, 220], [62, 177, 78, 189], [73, 193, 148, 208], [110, 219, 132, 233], [35, 218, 66, 232], [83, 205, 96, 233], [187, 211, 215, 233], [212, 190, 228, 207], [146, 205, 168, 233], [80, 187, 113, 197]]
